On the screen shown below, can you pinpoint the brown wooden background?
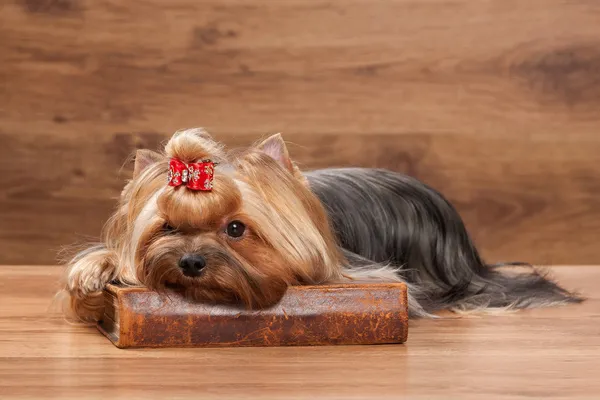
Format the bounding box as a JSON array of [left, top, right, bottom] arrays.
[[1, 0, 599, 265]]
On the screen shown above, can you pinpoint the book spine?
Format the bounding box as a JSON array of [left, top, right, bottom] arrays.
[[103, 285, 408, 348]]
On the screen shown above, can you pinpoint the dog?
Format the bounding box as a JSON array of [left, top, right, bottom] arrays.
[[60, 128, 581, 321]]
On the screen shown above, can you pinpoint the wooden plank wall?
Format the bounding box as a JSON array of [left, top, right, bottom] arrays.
[[1, 0, 599, 265]]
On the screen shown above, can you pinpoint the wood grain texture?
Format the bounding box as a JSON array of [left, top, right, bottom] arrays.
[[0, 265, 599, 399], [1, 0, 600, 264]]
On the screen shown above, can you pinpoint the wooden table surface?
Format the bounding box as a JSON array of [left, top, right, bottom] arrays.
[[0, 266, 598, 399]]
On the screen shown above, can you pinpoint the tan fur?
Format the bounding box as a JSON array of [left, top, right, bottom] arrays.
[[61, 245, 117, 322], [60, 129, 349, 321], [234, 150, 344, 284]]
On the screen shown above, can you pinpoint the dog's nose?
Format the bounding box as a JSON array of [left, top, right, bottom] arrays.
[[178, 254, 206, 277]]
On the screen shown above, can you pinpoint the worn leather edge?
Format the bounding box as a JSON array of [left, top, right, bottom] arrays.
[[97, 289, 123, 348], [104, 282, 408, 294]]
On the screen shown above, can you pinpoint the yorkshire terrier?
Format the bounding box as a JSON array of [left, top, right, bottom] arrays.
[[61, 128, 581, 321]]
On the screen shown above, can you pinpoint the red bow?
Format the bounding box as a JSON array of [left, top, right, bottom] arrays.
[[167, 158, 215, 191]]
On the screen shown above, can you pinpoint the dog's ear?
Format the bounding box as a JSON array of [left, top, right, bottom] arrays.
[[257, 134, 307, 183], [133, 149, 162, 178], [257, 133, 294, 172], [61, 245, 117, 322]]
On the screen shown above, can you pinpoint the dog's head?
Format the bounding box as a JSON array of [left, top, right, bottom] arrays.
[[62, 129, 344, 321]]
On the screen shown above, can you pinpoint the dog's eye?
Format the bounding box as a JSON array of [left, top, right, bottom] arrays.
[[162, 223, 177, 234], [226, 221, 246, 238]]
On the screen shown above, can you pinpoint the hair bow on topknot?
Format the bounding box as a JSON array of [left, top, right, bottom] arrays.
[[167, 158, 215, 191]]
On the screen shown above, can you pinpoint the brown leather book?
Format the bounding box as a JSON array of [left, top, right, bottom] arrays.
[[98, 283, 409, 348]]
